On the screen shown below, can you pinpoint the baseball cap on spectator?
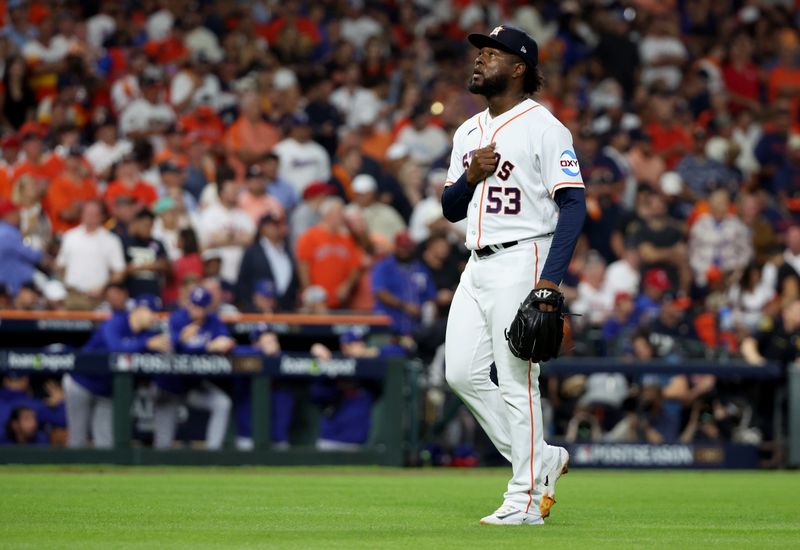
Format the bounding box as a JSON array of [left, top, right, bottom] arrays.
[[153, 197, 176, 214], [290, 111, 310, 127], [0, 199, 19, 217], [352, 174, 377, 194], [659, 172, 683, 196], [201, 249, 223, 263], [159, 161, 181, 174], [663, 291, 691, 310], [19, 122, 45, 141], [1, 134, 21, 149], [468, 24, 539, 69], [258, 212, 284, 227], [302, 182, 336, 200], [395, 230, 415, 251], [246, 164, 263, 179], [643, 269, 671, 291], [134, 293, 162, 311], [189, 286, 212, 308], [254, 279, 277, 299], [340, 326, 368, 345], [42, 280, 67, 303], [65, 145, 85, 157], [114, 195, 136, 207], [273, 68, 298, 90]]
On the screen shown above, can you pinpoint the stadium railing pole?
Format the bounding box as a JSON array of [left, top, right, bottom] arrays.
[[112, 371, 133, 457], [788, 363, 800, 467], [251, 372, 271, 453], [380, 359, 404, 467]]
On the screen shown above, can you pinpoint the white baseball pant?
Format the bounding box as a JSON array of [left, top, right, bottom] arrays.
[[152, 381, 232, 450], [63, 373, 113, 449], [445, 237, 561, 515]]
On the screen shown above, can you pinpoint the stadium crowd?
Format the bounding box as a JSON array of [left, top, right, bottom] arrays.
[[0, 0, 798, 461]]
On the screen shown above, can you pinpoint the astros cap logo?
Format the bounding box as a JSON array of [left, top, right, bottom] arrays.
[[489, 26, 504, 37]]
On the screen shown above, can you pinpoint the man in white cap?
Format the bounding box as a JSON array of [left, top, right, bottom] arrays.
[[351, 173, 406, 243]]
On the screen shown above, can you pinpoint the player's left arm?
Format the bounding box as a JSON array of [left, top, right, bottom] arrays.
[[537, 124, 587, 292], [538, 187, 586, 290]]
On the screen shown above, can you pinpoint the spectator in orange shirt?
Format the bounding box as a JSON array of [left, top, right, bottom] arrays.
[[767, 29, 800, 104], [44, 146, 98, 235], [224, 91, 280, 180], [179, 104, 225, 147], [11, 123, 55, 192], [295, 196, 363, 309], [104, 154, 158, 211], [238, 164, 285, 225], [645, 94, 693, 169]]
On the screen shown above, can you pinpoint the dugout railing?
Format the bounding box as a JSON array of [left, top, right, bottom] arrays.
[[0, 349, 416, 466]]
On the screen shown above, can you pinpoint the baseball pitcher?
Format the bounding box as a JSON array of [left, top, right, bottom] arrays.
[[441, 25, 586, 525]]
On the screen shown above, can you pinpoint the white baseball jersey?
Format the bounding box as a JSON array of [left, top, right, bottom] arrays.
[[445, 98, 584, 250]]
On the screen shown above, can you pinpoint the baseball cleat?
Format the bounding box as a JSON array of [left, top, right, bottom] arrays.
[[540, 446, 570, 519], [480, 504, 544, 526]]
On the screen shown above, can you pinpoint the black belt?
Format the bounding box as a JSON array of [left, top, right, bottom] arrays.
[[475, 240, 519, 258]]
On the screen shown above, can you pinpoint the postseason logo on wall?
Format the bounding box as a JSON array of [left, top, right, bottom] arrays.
[[112, 353, 233, 375]]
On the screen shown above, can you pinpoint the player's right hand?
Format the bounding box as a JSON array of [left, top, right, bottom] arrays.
[[466, 143, 498, 187]]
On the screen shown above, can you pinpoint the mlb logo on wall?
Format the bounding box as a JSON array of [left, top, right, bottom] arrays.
[[560, 149, 580, 177]]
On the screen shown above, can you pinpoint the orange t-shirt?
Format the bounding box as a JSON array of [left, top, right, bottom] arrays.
[[295, 226, 362, 309], [360, 130, 393, 163], [104, 180, 158, 210], [224, 117, 280, 179], [44, 175, 99, 234], [11, 158, 59, 189], [180, 111, 225, 144], [645, 123, 693, 170]]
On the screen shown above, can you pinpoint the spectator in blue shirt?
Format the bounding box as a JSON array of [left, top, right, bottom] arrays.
[[260, 152, 299, 214], [754, 102, 790, 193], [63, 293, 168, 449], [152, 286, 234, 450], [0, 200, 44, 296], [371, 231, 437, 335]]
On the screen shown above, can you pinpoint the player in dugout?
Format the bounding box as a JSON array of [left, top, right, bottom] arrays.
[[152, 286, 234, 450], [63, 293, 168, 449]]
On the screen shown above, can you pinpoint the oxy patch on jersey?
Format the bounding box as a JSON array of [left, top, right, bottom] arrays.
[[559, 149, 580, 177]]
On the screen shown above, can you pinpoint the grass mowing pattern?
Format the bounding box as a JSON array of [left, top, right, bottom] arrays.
[[0, 467, 797, 549]]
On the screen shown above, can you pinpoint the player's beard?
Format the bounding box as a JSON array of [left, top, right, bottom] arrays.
[[468, 72, 508, 97]]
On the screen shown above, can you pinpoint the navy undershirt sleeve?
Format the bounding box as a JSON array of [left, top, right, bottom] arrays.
[[540, 187, 586, 285], [441, 172, 473, 222]]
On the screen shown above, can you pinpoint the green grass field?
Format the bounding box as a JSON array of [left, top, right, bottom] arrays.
[[0, 467, 797, 549]]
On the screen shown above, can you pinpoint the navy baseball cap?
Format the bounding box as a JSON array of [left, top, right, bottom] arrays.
[[134, 293, 162, 311], [254, 279, 277, 299], [468, 25, 539, 68], [340, 326, 368, 345], [189, 286, 212, 307]]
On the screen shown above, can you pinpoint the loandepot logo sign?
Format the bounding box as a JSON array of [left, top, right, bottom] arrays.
[[5, 352, 75, 371], [279, 356, 357, 377], [113, 353, 233, 375], [559, 149, 580, 177]]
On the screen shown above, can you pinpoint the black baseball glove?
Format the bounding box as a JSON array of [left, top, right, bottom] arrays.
[[505, 288, 565, 363]]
